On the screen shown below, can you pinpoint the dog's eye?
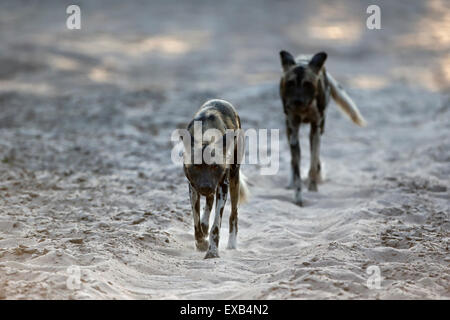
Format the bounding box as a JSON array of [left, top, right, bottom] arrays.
[[286, 80, 295, 88]]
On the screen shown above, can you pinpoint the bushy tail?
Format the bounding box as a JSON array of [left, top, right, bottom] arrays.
[[238, 172, 250, 205], [327, 72, 367, 127]]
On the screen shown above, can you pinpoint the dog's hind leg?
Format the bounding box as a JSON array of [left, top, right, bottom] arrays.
[[204, 176, 229, 259], [308, 122, 321, 191], [286, 116, 302, 205], [200, 195, 214, 237], [189, 183, 208, 251], [227, 165, 240, 249]]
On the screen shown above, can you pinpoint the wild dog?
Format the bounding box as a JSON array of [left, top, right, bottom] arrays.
[[279, 50, 366, 205], [182, 99, 249, 259]]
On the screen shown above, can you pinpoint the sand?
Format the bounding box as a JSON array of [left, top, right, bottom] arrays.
[[0, 0, 449, 299]]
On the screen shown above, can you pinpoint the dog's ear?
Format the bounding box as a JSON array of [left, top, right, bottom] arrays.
[[309, 52, 327, 73], [280, 50, 296, 71]]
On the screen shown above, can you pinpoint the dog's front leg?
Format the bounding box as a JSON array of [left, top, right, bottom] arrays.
[[308, 122, 321, 191], [189, 183, 208, 251], [227, 165, 239, 249], [200, 195, 214, 237], [204, 177, 229, 259], [286, 116, 302, 205]]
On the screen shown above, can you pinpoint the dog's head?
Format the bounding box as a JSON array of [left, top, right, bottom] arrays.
[[182, 131, 234, 196], [279, 50, 327, 112]]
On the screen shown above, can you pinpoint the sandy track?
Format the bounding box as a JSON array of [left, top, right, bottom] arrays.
[[0, 0, 449, 299]]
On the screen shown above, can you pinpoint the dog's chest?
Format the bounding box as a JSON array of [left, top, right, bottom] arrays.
[[290, 100, 323, 123]]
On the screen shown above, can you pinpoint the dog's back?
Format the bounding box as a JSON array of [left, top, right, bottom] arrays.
[[187, 99, 241, 138], [187, 99, 248, 204], [279, 50, 366, 205], [183, 99, 248, 259]]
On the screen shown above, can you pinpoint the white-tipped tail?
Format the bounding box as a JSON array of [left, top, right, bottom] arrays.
[[238, 172, 250, 205], [326, 72, 367, 127]]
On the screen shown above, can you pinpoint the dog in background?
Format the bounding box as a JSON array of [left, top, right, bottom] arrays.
[[279, 50, 366, 205], [182, 99, 249, 259]]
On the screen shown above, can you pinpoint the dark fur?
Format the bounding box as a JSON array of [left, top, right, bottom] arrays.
[[183, 99, 247, 259], [279, 50, 366, 205], [279, 51, 331, 205]]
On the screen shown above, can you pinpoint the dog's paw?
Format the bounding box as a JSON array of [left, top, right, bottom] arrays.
[[294, 197, 303, 206], [195, 239, 209, 252], [294, 190, 303, 206], [308, 181, 318, 192], [226, 243, 237, 250], [227, 234, 237, 250], [204, 250, 220, 259]]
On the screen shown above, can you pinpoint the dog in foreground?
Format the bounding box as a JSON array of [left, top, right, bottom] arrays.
[[182, 99, 249, 259], [279, 50, 367, 205]]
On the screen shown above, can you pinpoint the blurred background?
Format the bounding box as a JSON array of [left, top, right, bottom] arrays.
[[1, 0, 449, 94], [0, 0, 448, 172]]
